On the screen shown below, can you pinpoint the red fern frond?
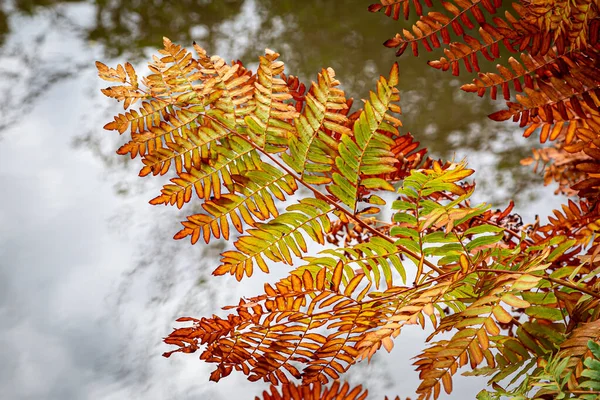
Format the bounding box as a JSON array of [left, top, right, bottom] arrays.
[[379, 0, 503, 57], [369, 0, 434, 21], [162, 265, 384, 385]]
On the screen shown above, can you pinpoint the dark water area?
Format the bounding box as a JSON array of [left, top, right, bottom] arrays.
[[0, 1, 565, 399]]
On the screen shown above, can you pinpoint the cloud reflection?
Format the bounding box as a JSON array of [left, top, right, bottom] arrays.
[[0, 1, 567, 399]]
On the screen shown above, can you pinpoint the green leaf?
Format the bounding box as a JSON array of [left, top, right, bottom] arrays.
[[524, 306, 563, 321], [390, 226, 419, 240], [367, 194, 387, 205], [548, 239, 577, 261], [466, 234, 503, 252], [423, 231, 459, 243], [463, 224, 505, 236], [589, 340, 600, 359], [393, 212, 417, 225], [362, 177, 395, 191], [392, 200, 415, 211]]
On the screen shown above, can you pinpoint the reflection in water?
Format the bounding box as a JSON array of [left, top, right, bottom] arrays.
[[3, 0, 543, 203], [0, 0, 564, 399]]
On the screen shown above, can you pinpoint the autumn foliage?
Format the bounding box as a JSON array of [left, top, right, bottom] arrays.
[[97, 0, 600, 398]]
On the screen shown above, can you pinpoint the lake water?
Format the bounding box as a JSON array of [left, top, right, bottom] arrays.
[[0, 1, 566, 399]]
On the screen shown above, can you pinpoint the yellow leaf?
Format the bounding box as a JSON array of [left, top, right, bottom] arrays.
[[459, 254, 469, 273], [492, 305, 513, 323], [512, 274, 542, 290], [501, 293, 530, 308]]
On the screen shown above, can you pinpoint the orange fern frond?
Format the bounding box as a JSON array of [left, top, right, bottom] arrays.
[[163, 264, 382, 385], [257, 381, 368, 400], [282, 68, 351, 186], [245, 50, 299, 153]]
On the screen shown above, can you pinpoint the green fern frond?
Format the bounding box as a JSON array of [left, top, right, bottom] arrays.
[[328, 63, 402, 212], [175, 167, 298, 244], [215, 198, 334, 280], [300, 236, 406, 289], [580, 340, 600, 395]]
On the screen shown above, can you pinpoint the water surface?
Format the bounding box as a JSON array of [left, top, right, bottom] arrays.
[[0, 1, 565, 399]]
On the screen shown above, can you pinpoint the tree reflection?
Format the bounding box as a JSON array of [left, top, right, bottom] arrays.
[[2, 0, 544, 204], [0, 9, 7, 47]]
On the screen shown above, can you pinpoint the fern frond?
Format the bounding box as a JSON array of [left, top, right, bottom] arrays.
[[384, 133, 429, 181], [149, 135, 259, 208], [282, 68, 351, 185], [414, 321, 498, 398], [175, 167, 298, 244], [300, 236, 407, 289], [163, 265, 381, 385], [462, 52, 548, 100], [520, 125, 600, 200], [193, 43, 255, 130], [533, 199, 599, 246], [245, 50, 299, 153], [522, 0, 600, 52], [379, 0, 502, 57], [369, 0, 433, 21], [214, 199, 334, 280], [412, 268, 553, 398], [560, 320, 600, 359], [99, 38, 254, 181], [488, 48, 600, 129], [427, 28, 504, 76], [580, 340, 600, 396], [133, 47, 256, 176], [391, 160, 481, 278], [283, 74, 308, 113], [356, 279, 455, 361], [529, 325, 600, 399], [257, 381, 368, 400], [96, 60, 142, 108], [328, 63, 401, 211], [97, 11, 600, 400], [102, 38, 207, 158], [135, 118, 226, 177]]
